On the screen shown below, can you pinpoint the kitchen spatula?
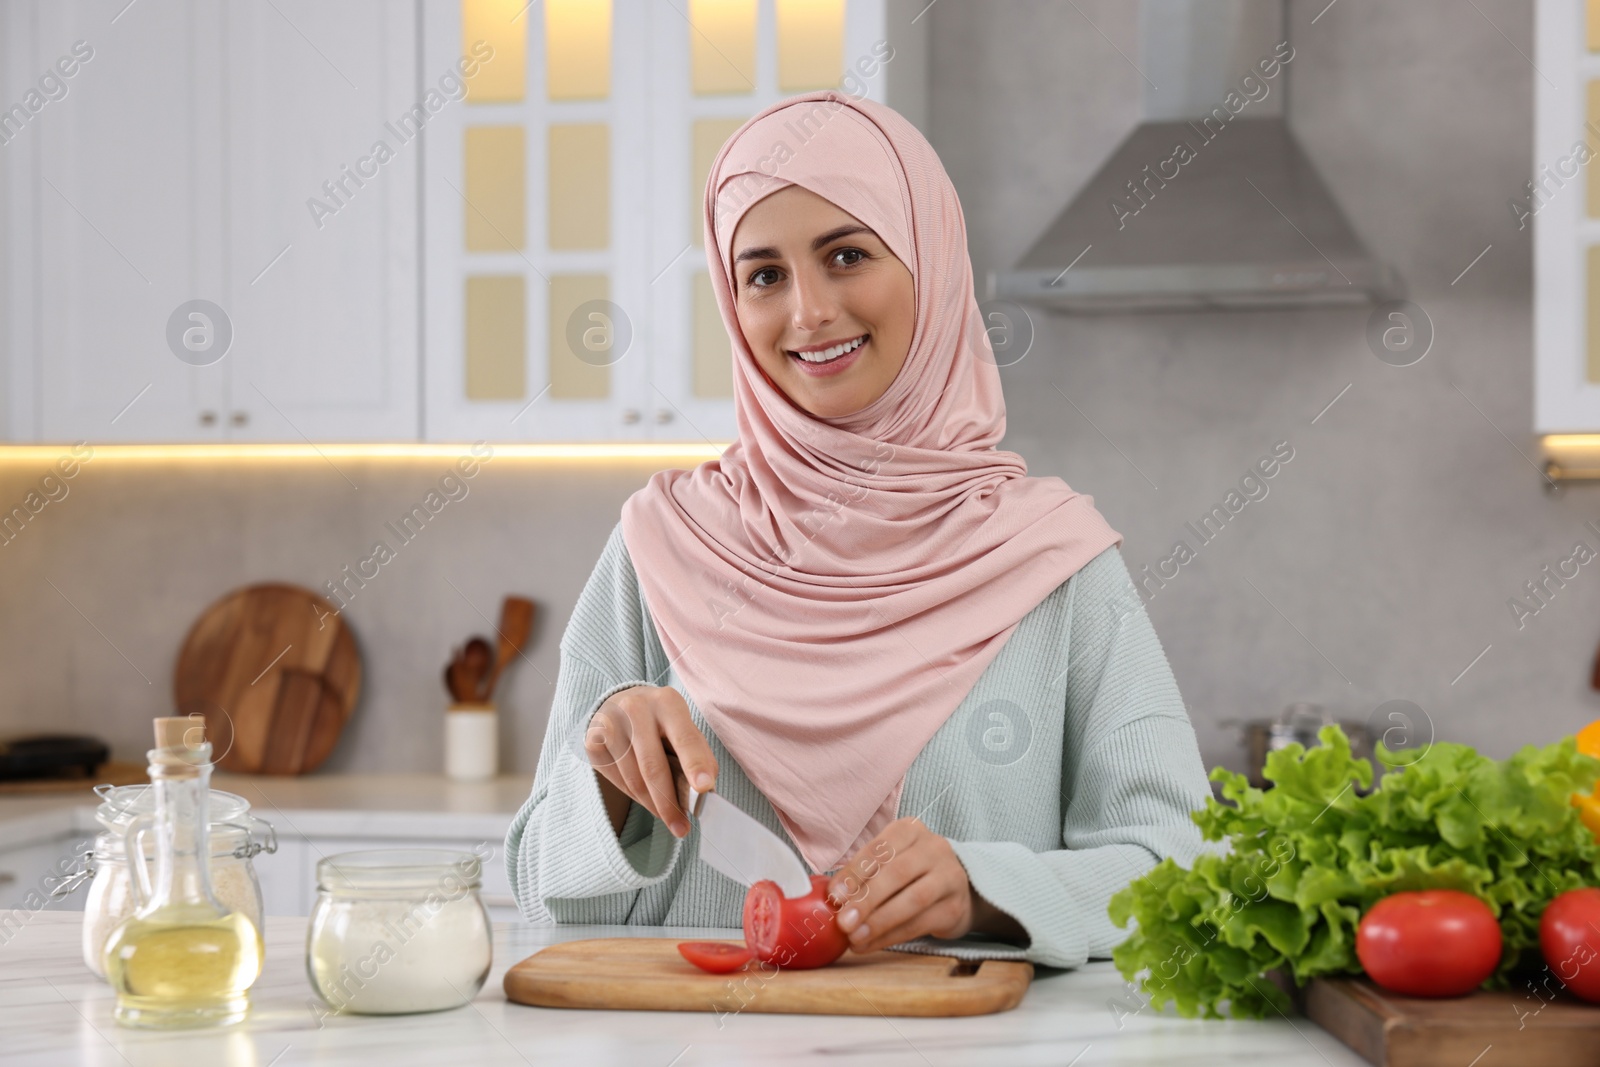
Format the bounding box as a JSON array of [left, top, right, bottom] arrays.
[[482, 596, 535, 701]]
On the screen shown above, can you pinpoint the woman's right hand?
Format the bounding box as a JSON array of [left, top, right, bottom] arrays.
[[584, 686, 718, 838]]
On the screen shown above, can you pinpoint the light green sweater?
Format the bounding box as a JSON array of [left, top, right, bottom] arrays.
[[505, 523, 1211, 968]]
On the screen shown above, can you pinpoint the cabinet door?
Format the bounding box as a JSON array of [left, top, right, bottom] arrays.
[[223, 0, 419, 441], [34, 0, 228, 443], [0, 831, 93, 912], [1533, 0, 1599, 432], [254, 836, 309, 917], [420, 0, 651, 442], [2, 2, 38, 441], [640, 0, 902, 443]]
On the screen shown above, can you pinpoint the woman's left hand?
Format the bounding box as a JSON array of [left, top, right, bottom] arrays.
[[825, 817, 977, 954]]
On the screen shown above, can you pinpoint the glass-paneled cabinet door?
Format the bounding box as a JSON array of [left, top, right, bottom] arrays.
[[422, 0, 922, 444], [422, 0, 650, 442], [644, 0, 916, 444]]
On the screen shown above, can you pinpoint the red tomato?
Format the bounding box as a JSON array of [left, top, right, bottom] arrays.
[[1355, 890, 1501, 997], [677, 940, 754, 974], [1540, 888, 1600, 1002], [742, 874, 850, 970]]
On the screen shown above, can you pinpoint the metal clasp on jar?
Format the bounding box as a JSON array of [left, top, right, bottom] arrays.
[[47, 843, 97, 900], [232, 816, 278, 860]]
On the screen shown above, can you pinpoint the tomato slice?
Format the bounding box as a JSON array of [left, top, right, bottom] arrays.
[[744, 881, 782, 961], [677, 940, 754, 974]]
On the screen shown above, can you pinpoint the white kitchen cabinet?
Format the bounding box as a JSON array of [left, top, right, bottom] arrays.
[[256, 834, 519, 923], [221, 1, 420, 442], [255, 834, 311, 918], [0, 829, 94, 914], [1534, 0, 1600, 432], [12, 0, 419, 444], [640, 0, 928, 447], [1, 1, 40, 442], [27, 0, 227, 443], [420, 0, 927, 443], [419, 0, 654, 443], [7, 0, 927, 445]]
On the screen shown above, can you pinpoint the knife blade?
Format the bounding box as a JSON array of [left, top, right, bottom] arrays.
[[687, 783, 812, 899]]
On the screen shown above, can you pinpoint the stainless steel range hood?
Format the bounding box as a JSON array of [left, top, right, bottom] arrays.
[[990, 0, 1397, 312]]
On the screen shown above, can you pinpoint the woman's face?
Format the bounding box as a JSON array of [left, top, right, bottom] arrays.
[[729, 186, 915, 419]]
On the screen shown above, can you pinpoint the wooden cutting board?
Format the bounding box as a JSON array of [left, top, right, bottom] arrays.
[[503, 938, 1033, 1017], [1304, 976, 1600, 1067], [173, 583, 361, 775]]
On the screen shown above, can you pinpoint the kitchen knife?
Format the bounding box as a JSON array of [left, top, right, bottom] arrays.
[[686, 783, 812, 899]]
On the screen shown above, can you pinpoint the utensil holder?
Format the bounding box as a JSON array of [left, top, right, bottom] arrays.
[[444, 703, 498, 782]]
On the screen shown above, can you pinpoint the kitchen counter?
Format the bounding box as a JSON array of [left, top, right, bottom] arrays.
[[0, 774, 536, 919], [0, 913, 1368, 1066], [0, 773, 535, 848], [210, 772, 536, 840]]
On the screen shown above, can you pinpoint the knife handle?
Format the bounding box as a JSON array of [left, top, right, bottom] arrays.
[[666, 750, 696, 821]]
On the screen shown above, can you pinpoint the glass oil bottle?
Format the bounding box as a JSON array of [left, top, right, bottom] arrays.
[[102, 717, 264, 1028]]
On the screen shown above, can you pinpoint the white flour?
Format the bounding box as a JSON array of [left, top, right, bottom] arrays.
[[307, 892, 492, 1014]]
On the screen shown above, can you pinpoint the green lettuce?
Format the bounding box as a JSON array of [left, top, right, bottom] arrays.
[[1108, 725, 1600, 1019]]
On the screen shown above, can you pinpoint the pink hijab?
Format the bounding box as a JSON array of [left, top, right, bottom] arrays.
[[620, 91, 1121, 875]]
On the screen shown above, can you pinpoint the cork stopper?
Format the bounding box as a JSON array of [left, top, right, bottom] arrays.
[[151, 716, 207, 777], [153, 716, 204, 749]]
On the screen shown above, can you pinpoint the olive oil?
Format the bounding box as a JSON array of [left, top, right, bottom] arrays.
[[103, 906, 262, 1028], [104, 717, 263, 1029]]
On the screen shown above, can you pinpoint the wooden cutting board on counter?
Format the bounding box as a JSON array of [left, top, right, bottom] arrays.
[[1304, 975, 1600, 1067], [173, 583, 361, 775], [503, 938, 1033, 1017]]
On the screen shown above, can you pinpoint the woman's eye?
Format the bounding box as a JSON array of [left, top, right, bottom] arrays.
[[833, 248, 866, 267], [749, 267, 782, 288]]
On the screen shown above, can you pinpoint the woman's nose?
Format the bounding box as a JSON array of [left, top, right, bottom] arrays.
[[788, 268, 838, 333]]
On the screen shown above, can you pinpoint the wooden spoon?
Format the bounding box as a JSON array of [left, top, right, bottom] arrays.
[[462, 637, 493, 703], [447, 647, 479, 704], [482, 597, 536, 703]]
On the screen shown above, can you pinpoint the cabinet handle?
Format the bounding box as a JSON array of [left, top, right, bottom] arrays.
[[199, 411, 218, 427], [655, 409, 674, 424], [230, 411, 249, 427], [621, 409, 642, 424]]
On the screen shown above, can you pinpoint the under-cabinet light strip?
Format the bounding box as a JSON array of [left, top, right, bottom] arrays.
[[0, 443, 729, 462], [1540, 435, 1600, 482]]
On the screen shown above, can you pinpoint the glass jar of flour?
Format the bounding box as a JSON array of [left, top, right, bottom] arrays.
[[306, 849, 493, 1015], [70, 784, 275, 979]]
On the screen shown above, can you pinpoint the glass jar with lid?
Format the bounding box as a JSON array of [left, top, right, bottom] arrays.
[[66, 783, 276, 978], [306, 849, 493, 1015]]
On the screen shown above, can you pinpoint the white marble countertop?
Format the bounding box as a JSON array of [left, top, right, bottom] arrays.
[[0, 913, 1369, 1066], [0, 773, 535, 849]]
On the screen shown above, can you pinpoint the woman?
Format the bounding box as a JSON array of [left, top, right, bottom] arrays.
[[505, 91, 1210, 966]]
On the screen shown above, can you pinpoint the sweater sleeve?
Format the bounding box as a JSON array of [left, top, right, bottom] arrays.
[[945, 545, 1212, 969], [503, 524, 690, 924]]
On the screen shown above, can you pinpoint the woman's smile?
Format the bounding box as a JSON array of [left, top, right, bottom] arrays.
[[787, 333, 869, 376]]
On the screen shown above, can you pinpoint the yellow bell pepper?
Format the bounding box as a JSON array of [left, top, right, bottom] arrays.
[[1571, 721, 1600, 841], [1575, 788, 1600, 842], [1579, 720, 1600, 760]]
